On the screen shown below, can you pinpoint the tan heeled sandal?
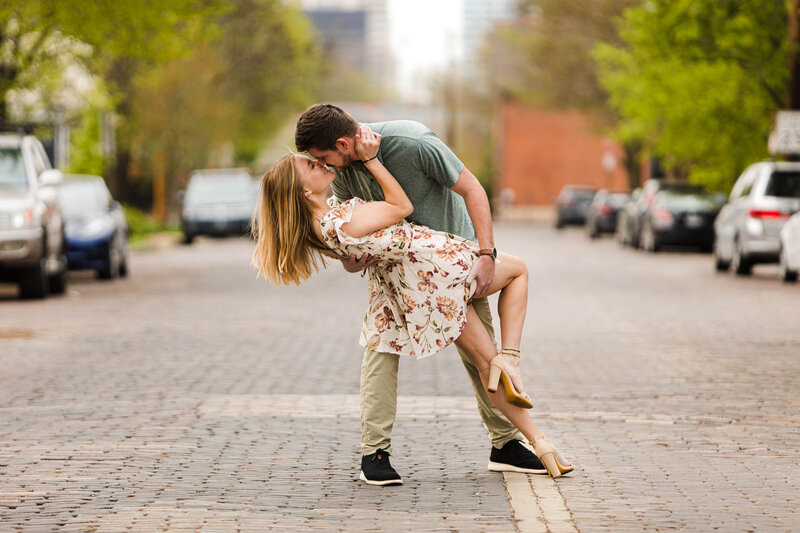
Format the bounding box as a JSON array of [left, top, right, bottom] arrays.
[[487, 348, 533, 409], [532, 437, 574, 478]]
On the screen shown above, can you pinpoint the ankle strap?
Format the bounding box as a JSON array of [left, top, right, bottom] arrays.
[[501, 348, 520, 357]]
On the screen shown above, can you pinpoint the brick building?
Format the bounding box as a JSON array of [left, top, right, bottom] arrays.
[[495, 102, 629, 207]]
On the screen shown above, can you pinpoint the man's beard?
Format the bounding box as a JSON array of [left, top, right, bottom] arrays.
[[337, 147, 353, 170]]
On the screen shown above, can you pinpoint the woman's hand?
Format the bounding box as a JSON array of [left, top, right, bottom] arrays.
[[354, 124, 381, 161]]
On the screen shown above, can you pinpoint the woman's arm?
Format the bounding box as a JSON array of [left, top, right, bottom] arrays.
[[340, 126, 413, 238]]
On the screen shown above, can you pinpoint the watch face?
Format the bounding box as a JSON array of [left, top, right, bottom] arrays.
[[492, 248, 498, 259]]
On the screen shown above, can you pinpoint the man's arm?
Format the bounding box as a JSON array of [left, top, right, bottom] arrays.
[[450, 167, 496, 297]]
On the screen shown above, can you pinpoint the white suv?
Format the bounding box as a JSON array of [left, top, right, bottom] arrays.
[[713, 161, 800, 275], [0, 133, 68, 298]]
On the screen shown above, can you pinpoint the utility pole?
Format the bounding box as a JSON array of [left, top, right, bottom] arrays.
[[788, 0, 800, 109]]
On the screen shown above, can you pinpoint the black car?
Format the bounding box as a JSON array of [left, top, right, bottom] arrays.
[[586, 190, 630, 238], [555, 185, 597, 228], [638, 189, 723, 252]]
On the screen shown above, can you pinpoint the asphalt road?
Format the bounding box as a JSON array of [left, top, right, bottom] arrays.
[[1, 223, 798, 532]]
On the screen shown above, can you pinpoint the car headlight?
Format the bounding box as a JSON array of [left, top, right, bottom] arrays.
[[11, 207, 37, 229]]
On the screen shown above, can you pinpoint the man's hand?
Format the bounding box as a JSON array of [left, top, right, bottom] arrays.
[[340, 253, 378, 273], [467, 255, 496, 298]]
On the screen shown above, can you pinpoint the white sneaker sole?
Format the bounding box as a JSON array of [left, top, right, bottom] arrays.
[[487, 461, 548, 475], [359, 471, 403, 486]]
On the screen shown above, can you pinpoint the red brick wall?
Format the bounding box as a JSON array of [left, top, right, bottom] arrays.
[[496, 102, 629, 205]]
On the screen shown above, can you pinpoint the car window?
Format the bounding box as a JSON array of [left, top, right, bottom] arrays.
[[186, 175, 254, 204], [58, 181, 109, 216], [661, 193, 715, 210], [35, 142, 52, 170], [0, 147, 28, 188], [607, 193, 630, 208], [765, 171, 800, 198], [30, 145, 46, 176], [730, 167, 755, 200]]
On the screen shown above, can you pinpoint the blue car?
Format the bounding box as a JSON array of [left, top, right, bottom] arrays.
[[58, 175, 129, 279]]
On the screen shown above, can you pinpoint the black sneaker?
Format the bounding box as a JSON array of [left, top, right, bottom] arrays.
[[488, 440, 547, 474], [359, 449, 403, 486]]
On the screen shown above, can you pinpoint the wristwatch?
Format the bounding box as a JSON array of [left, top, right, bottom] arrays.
[[478, 248, 497, 259]]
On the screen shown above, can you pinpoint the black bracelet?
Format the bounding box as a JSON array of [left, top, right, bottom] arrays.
[[363, 155, 378, 163]]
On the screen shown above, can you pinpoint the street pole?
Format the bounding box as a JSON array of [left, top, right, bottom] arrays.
[[788, 0, 800, 109]]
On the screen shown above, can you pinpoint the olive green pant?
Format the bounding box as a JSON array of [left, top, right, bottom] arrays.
[[359, 296, 524, 455]]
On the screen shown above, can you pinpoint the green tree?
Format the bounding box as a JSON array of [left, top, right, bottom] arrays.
[[487, 0, 638, 110], [595, 0, 789, 191]]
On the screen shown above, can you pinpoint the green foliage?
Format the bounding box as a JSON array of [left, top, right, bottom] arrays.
[[486, 0, 637, 110], [122, 204, 178, 242], [595, 0, 789, 191]]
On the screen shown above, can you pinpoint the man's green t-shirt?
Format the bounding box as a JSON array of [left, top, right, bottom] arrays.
[[330, 120, 476, 241]]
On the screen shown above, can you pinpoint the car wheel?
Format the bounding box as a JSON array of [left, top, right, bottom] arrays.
[[48, 251, 68, 294], [182, 232, 195, 244], [713, 240, 730, 272], [779, 246, 798, 283], [730, 238, 752, 276], [119, 250, 129, 278], [98, 241, 121, 280], [641, 223, 659, 253], [19, 256, 49, 299]]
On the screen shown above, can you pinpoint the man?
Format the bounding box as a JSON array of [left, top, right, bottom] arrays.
[[295, 104, 545, 485]]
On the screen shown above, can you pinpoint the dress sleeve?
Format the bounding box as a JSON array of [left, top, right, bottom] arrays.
[[320, 199, 388, 256]]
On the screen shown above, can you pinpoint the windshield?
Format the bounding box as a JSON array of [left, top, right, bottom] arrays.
[[59, 181, 108, 216], [607, 193, 629, 208], [765, 171, 800, 198], [0, 147, 28, 189], [186, 175, 254, 204], [659, 193, 715, 210]]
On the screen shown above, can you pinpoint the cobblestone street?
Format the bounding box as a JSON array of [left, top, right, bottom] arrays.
[[1, 223, 798, 532]]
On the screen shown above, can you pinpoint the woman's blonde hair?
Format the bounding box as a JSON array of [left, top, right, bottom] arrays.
[[251, 153, 334, 285]]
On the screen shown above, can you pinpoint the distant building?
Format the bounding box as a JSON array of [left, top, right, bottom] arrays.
[[461, 0, 515, 72], [301, 0, 392, 89], [495, 102, 629, 208]]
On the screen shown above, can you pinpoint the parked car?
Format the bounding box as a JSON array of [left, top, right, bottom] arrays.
[[778, 211, 800, 282], [586, 190, 630, 238], [0, 133, 68, 298], [58, 175, 129, 279], [713, 161, 800, 274], [616, 180, 707, 248], [638, 189, 723, 252], [180, 168, 257, 244], [555, 185, 597, 228]]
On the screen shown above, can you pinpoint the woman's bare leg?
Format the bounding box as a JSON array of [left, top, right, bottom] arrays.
[[485, 252, 528, 351], [455, 305, 571, 466], [481, 252, 529, 394]]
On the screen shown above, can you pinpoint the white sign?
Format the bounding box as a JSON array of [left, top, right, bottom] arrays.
[[769, 111, 800, 155]]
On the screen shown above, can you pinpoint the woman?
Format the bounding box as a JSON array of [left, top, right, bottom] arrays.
[[252, 126, 572, 477]]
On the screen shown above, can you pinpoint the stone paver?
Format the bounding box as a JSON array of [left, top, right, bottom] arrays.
[[1, 223, 798, 532]]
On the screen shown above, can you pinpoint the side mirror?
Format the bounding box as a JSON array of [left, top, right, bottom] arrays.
[[39, 169, 63, 187]]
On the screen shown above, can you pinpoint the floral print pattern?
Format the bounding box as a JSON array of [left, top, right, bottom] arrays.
[[321, 197, 479, 359]]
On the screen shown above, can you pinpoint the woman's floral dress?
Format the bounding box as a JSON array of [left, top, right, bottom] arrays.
[[320, 197, 479, 359]]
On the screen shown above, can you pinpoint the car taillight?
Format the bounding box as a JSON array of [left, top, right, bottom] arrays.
[[600, 204, 613, 215], [654, 209, 673, 223], [748, 209, 789, 219]]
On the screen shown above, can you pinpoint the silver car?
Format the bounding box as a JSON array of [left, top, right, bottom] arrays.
[[0, 133, 68, 298], [779, 211, 800, 282], [713, 161, 800, 275]]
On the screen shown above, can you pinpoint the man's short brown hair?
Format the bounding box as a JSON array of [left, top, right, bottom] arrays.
[[295, 104, 359, 152]]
